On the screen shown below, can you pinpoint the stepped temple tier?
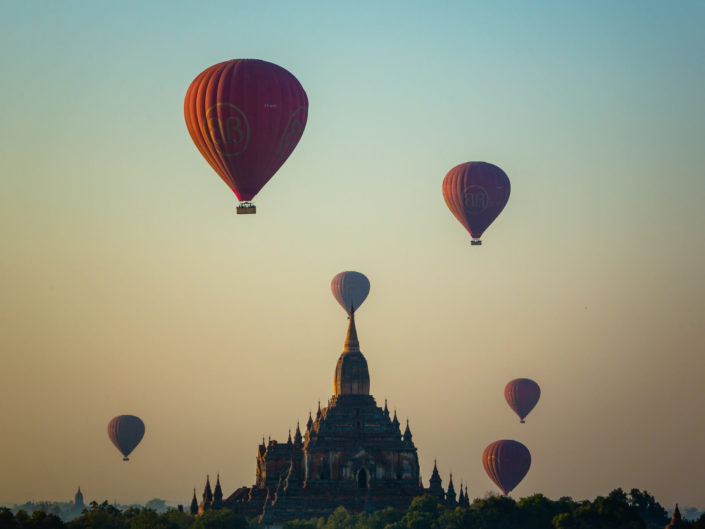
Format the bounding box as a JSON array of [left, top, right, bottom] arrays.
[[195, 309, 462, 523]]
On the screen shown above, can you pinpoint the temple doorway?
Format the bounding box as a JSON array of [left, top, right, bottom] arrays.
[[357, 468, 368, 489]]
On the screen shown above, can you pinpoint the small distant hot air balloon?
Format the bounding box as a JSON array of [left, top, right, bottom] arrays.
[[108, 415, 145, 461], [331, 272, 370, 315], [442, 161, 510, 245], [482, 440, 531, 495], [184, 59, 308, 214], [505, 378, 541, 423]]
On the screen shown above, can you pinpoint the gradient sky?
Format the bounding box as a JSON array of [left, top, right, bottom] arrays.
[[2, 0, 704, 509]]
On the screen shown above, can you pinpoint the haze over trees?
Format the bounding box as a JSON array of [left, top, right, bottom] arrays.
[[1, 490, 704, 529]]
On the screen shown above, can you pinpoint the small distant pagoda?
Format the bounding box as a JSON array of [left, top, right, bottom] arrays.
[[665, 504, 685, 529]]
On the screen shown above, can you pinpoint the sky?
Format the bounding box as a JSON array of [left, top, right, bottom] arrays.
[[1, 0, 704, 509]]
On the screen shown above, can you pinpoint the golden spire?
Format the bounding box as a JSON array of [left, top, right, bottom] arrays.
[[343, 305, 360, 353]]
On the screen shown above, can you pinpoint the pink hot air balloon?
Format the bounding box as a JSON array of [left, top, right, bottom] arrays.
[[331, 271, 370, 315], [482, 440, 531, 495], [184, 59, 308, 214], [108, 415, 145, 461], [505, 378, 541, 423], [442, 161, 510, 245]]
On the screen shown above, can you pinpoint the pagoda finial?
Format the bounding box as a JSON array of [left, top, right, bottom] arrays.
[[202, 475, 213, 503], [343, 305, 360, 353], [190, 488, 198, 515], [666, 504, 684, 528], [294, 421, 302, 445], [403, 418, 412, 442]]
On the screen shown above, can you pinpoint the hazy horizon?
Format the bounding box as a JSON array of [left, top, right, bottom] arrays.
[[2, 0, 704, 509]]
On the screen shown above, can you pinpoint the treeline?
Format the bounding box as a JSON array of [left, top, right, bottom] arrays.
[[285, 490, 704, 529], [1, 490, 704, 529]]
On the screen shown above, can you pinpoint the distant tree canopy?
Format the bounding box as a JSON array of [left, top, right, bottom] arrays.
[[1, 489, 700, 529]]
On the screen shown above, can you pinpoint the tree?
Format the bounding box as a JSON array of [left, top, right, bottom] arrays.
[[516, 493, 572, 529], [690, 512, 705, 529], [21, 511, 65, 529], [191, 510, 247, 529], [161, 510, 195, 529], [144, 500, 168, 513], [66, 501, 127, 529], [402, 495, 441, 529], [324, 507, 354, 529], [0, 508, 17, 529], [437, 506, 475, 529], [471, 494, 519, 529], [627, 489, 668, 528], [552, 493, 645, 529], [129, 508, 180, 529], [284, 520, 319, 529], [369, 507, 401, 529]]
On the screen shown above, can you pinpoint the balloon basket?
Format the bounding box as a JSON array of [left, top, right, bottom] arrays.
[[236, 202, 256, 214], [520, 420, 525, 424], [471, 239, 482, 246], [123, 457, 129, 461]]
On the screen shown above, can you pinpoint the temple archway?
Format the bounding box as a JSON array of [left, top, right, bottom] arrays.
[[357, 468, 368, 489]]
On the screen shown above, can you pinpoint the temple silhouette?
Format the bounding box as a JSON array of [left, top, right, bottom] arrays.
[[191, 310, 468, 523]]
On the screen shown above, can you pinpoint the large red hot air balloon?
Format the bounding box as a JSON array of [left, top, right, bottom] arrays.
[[482, 440, 531, 495], [442, 162, 510, 245], [108, 415, 145, 461], [505, 378, 541, 423], [184, 59, 308, 214], [331, 271, 370, 315]]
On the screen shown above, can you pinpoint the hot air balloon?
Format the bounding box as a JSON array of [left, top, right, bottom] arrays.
[[505, 378, 541, 423], [331, 271, 370, 315], [482, 440, 531, 495], [184, 59, 308, 214], [442, 161, 510, 245], [108, 415, 145, 461]]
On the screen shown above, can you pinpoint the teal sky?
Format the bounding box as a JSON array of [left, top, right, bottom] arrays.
[[1, 1, 704, 508]]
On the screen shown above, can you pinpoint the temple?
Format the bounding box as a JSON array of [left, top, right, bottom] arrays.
[[665, 504, 685, 529], [195, 309, 463, 523]]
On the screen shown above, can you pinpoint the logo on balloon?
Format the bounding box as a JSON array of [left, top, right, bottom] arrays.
[[462, 185, 489, 214], [278, 106, 307, 159], [204, 103, 250, 157]]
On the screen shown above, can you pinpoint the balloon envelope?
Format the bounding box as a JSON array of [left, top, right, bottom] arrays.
[[108, 415, 145, 461], [184, 59, 308, 203], [505, 378, 541, 422], [442, 161, 510, 242], [331, 272, 370, 315], [482, 440, 531, 495]]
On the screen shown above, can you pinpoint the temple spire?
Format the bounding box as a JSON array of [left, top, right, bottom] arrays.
[[428, 459, 444, 501], [334, 306, 370, 395], [446, 472, 457, 506], [202, 474, 212, 503], [666, 504, 684, 528], [343, 306, 360, 353], [212, 474, 223, 508], [190, 488, 198, 515], [294, 421, 302, 445], [403, 419, 413, 443]]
